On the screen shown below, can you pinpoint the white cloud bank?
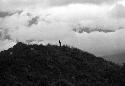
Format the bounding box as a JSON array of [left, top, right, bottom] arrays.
[[0, 0, 116, 11], [0, 0, 125, 57]]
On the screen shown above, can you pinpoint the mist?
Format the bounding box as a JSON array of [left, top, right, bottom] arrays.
[[0, 0, 125, 57]]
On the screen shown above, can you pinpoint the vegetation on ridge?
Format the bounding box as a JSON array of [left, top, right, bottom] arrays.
[[0, 42, 125, 86]]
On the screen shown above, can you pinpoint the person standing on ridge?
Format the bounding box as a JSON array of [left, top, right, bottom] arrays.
[[59, 40, 61, 47]]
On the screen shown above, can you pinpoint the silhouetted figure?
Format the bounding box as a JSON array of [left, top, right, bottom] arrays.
[[59, 40, 61, 47]]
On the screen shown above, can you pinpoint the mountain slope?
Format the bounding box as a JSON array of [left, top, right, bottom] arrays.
[[0, 42, 125, 86]]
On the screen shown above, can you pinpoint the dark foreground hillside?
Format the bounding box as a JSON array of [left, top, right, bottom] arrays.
[[0, 42, 125, 86]]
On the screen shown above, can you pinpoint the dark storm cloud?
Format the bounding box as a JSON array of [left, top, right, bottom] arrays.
[[0, 10, 22, 18], [0, 11, 12, 17], [73, 26, 115, 33], [28, 16, 39, 27]]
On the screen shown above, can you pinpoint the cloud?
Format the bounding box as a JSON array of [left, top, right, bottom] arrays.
[[0, 40, 16, 51], [110, 4, 125, 19], [0, 0, 118, 11], [48, 0, 116, 6], [63, 29, 125, 56], [0, 11, 13, 17], [72, 24, 115, 33], [0, 0, 125, 57], [0, 4, 113, 40], [0, 28, 11, 40], [28, 16, 39, 27], [0, 0, 48, 11], [0, 10, 23, 18]]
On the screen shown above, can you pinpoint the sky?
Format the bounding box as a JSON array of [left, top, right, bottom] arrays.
[[0, 0, 125, 57]]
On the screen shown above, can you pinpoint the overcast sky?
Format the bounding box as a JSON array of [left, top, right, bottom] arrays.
[[0, 0, 125, 56]]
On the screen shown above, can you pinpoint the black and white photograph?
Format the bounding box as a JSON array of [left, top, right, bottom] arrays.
[[0, 0, 125, 86]]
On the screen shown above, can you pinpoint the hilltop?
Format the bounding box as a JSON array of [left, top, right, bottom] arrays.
[[0, 42, 125, 86]]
